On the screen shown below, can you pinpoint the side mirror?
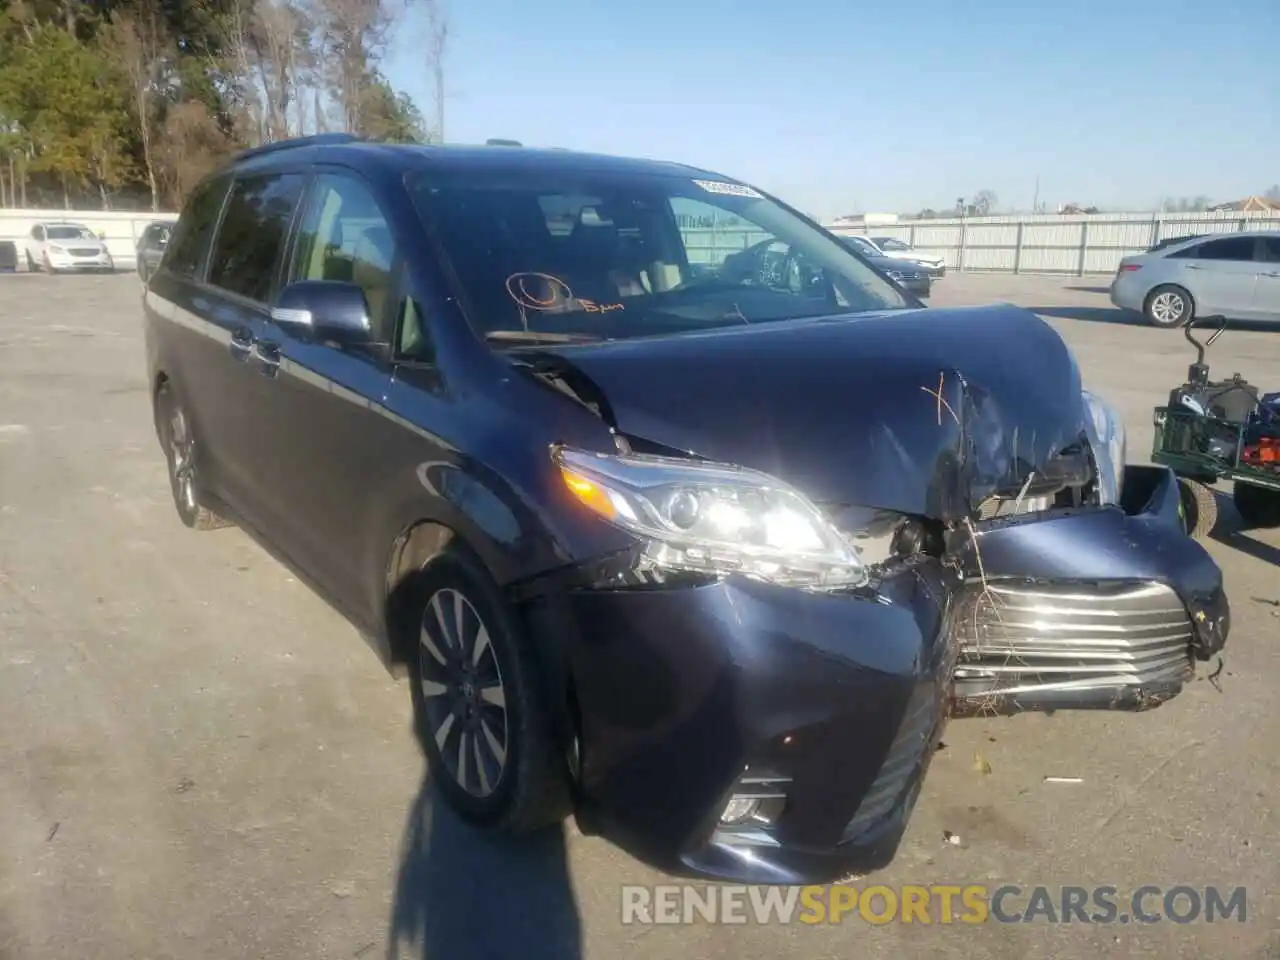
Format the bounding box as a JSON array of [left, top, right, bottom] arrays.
[[271, 280, 373, 346]]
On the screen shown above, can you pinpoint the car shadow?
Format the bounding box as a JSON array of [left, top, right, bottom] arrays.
[[386, 773, 584, 960], [1063, 285, 1111, 294], [1208, 489, 1280, 568]]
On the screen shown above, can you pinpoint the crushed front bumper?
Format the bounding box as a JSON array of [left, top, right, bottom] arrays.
[[527, 560, 954, 885], [523, 465, 1226, 883], [951, 463, 1228, 714]]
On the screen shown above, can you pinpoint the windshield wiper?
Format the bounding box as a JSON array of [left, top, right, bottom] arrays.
[[484, 330, 604, 345]]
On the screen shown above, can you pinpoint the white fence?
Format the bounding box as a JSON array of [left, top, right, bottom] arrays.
[[828, 210, 1280, 275], [0, 208, 178, 269], [4, 206, 1278, 277]]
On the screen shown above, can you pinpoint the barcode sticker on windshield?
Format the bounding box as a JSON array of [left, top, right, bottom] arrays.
[[692, 179, 763, 199]]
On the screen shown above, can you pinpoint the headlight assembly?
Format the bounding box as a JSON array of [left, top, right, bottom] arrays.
[[1082, 390, 1126, 505], [553, 447, 868, 589]]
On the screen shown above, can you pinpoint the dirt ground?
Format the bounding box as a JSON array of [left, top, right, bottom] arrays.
[[1, 272, 1277, 959]]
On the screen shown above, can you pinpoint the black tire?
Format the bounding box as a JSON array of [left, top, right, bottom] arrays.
[[155, 384, 232, 531], [1233, 481, 1280, 529], [1177, 477, 1218, 539], [25, 251, 36, 273], [1143, 284, 1194, 328], [407, 550, 571, 834]]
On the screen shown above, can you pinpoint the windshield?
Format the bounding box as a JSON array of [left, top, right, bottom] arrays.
[[840, 235, 882, 257], [46, 225, 94, 241], [407, 169, 911, 343], [874, 237, 909, 251]]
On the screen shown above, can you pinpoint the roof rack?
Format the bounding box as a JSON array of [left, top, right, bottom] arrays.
[[234, 133, 364, 163]]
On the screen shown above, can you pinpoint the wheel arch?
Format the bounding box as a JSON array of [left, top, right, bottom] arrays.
[[381, 517, 582, 786]]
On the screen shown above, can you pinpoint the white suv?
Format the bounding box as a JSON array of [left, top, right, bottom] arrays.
[[24, 221, 114, 274]]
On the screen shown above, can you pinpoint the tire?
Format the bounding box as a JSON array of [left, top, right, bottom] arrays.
[[25, 251, 36, 273], [155, 384, 233, 531], [407, 550, 571, 834], [1143, 284, 1194, 328], [1233, 481, 1280, 529], [1177, 477, 1218, 539]]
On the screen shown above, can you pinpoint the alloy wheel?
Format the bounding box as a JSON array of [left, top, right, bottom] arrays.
[[418, 587, 509, 797], [1150, 291, 1185, 325], [168, 407, 197, 512]]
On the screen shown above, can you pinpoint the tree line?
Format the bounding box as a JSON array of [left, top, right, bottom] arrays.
[[0, 0, 446, 212]]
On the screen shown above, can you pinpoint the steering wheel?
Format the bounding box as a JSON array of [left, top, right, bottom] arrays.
[[728, 238, 799, 291]]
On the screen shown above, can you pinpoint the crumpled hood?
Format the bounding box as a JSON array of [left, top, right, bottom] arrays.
[[540, 303, 1089, 521]]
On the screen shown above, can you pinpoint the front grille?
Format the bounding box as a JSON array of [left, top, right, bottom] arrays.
[[841, 685, 942, 842], [952, 581, 1194, 703], [69, 248, 101, 257]]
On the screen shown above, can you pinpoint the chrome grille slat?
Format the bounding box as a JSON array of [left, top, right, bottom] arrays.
[[953, 580, 1195, 702]]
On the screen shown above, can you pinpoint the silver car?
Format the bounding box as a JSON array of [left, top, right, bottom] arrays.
[[1110, 230, 1280, 327]]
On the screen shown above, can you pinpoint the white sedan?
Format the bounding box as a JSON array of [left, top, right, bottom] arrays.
[[24, 222, 114, 274], [867, 236, 946, 278]]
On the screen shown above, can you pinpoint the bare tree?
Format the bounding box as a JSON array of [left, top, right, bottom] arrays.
[[320, 0, 393, 133], [972, 189, 998, 216], [423, 0, 448, 141], [106, 2, 170, 211]]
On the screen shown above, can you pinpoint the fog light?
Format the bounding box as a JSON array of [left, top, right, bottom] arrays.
[[720, 797, 760, 824]]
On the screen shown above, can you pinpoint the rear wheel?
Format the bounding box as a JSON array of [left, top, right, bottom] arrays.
[[1233, 481, 1280, 528], [407, 551, 571, 833], [1144, 284, 1193, 328], [155, 384, 232, 531], [1177, 477, 1218, 538]]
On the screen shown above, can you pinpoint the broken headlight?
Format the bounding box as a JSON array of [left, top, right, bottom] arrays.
[[553, 446, 868, 589], [1082, 389, 1126, 505]]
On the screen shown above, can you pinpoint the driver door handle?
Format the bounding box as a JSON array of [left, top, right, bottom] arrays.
[[229, 326, 254, 361], [254, 340, 281, 378], [1183, 264, 1201, 270]]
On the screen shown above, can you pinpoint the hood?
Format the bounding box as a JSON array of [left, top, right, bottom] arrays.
[[536, 304, 1089, 521], [869, 256, 927, 276], [897, 251, 943, 265]]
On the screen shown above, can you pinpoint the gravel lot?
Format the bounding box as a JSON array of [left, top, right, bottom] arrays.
[[1, 273, 1277, 960]]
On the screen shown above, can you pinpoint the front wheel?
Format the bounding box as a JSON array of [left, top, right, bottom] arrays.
[[1177, 477, 1218, 539], [408, 551, 571, 833], [1233, 481, 1280, 529], [1144, 284, 1193, 328]]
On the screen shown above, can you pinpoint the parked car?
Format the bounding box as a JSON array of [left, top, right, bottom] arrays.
[[869, 235, 946, 278], [837, 234, 931, 296], [143, 134, 1229, 885], [0, 240, 16, 273], [1111, 230, 1280, 327], [23, 221, 114, 273], [137, 220, 174, 282]]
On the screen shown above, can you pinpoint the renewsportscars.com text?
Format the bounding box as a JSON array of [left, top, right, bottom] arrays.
[[620, 884, 1248, 926]]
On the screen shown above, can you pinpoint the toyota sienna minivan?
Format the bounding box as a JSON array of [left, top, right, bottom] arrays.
[[142, 134, 1229, 883]]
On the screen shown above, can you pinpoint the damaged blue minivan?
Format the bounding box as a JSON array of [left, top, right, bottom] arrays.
[[142, 134, 1230, 884]]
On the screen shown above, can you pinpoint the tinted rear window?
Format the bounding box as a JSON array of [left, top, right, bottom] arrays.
[[165, 180, 230, 279], [207, 173, 307, 302]]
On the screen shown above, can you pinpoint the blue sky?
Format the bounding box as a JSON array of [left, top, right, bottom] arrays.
[[385, 0, 1278, 219]]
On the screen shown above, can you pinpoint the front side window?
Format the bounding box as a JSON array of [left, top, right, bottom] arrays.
[[165, 179, 230, 280], [289, 173, 398, 334], [408, 169, 911, 344], [207, 173, 306, 301]]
